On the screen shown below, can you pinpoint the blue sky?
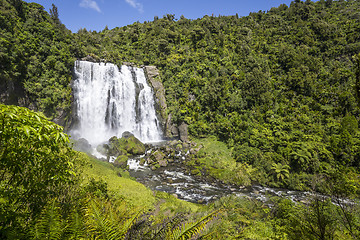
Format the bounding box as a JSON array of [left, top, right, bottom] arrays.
[[24, 0, 296, 33]]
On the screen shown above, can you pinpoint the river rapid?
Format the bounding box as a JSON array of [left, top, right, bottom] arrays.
[[127, 155, 329, 205]]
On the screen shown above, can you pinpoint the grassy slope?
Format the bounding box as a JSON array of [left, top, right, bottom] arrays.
[[81, 154, 201, 215], [190, 136, 253, 186]]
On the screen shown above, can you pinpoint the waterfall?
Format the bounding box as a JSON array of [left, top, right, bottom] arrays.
[[71, 60, 162, 146]]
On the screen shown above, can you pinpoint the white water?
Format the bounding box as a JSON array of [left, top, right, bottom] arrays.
[[71, 61, 162, 146]]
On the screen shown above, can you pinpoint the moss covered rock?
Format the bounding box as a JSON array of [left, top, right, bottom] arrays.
[[114, 155, 129, 168], [108, 134, 145, 157]]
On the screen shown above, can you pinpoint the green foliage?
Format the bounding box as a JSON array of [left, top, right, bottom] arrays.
[[0, 104, 78, 237], [31, 200, 64, 240], [165, 210, 221, 240], [189, 137, 253, 186], [0, 0, 76, 118], [271, 163, 290, 181], [2, 1, 360, 238], [84, 197, 142, 239], [2, 0, 360, 192]]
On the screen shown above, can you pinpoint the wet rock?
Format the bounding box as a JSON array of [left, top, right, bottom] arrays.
[[122, 131, 134, 138], [165, 146, 173, 154], [108, 135, 145, 156], [158, 158, 168, 167], [149, 150, 167, 167], [139, 158, 146, 166], [73, 138, 92, 153], [113, 155, 128, 169], [96, 144, 109, 155], [166, 114, 179, 138], [151, 164, 160, 170]]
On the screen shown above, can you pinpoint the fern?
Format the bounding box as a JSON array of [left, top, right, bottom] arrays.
[[167, 210, 222, 240], [151, 214, 186, 240], [31, 200, 64, 240], [84, 197, 144, 240], [65, 209, 86, 239]]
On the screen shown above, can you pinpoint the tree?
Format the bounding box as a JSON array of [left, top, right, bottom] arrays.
[[288, 196, 338, 240], [0, 104, 77, 237], [354, 53, 360, 108], [49, 4, 60, 25], [271, 163, 290, 181]]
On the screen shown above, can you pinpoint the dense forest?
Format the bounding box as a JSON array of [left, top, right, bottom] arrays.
[[1, 0, 360, 239]]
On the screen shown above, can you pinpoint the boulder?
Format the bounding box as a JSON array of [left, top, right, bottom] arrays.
[[122, 131, 134, 138], [96, 143, 109, 155], [166, 114, 179, 138], [149, 150, 168, 167], [158, 158, 168, 167], [151, 150, 166, 162], [113, 155, 128, 168], [108, 134, 145, 156], [178, 122, 189, 142], [73, 138, 92, 153]]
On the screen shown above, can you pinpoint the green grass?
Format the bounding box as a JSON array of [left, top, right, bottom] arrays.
[[81, 155, 156, 209], [191, 136, 253, 186], [80, 153, 202, 214]]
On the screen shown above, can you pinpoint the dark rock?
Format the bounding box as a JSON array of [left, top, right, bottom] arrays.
[[178, 122, 189, 142], [150, 150, 166, 162], [81, 55, 99, 62], [96, 144, 109, 155], [122, 131, 134, 138], [166, 114, 179, 138], [73, 138, 92, 153]]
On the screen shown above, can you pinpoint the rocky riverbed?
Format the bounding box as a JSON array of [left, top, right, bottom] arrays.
[[73, 134, 352, 206]]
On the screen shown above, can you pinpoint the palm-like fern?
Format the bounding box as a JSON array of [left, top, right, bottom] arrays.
[[31, 200, 64, 240], [166, 210, 222, 240], [65, 209, 86, 239], [30, 197, 221, 240], [84, 197, 143, 240], [271, 163, 290, 181]]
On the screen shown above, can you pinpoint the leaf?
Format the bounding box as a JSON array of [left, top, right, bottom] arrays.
[[23, 126, 31, 137]]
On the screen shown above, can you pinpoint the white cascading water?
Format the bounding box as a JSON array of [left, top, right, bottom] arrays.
[[71, 60, 162, 146]]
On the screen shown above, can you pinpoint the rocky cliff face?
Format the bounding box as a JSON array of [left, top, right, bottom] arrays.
[[144, 66, 172, 138], [144, 65, 188, 141], [0, 79, 32, 110]]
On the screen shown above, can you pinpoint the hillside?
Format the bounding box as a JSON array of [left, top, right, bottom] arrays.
[[2, 0, 360, 191], [1, 0, 360, 239]]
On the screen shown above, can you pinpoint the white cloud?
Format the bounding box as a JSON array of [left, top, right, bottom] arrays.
[[125, 0, 144, 13], [80, 0, 102, 13]]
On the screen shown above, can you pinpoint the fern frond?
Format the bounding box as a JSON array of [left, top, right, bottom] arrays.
[[65, 209, 86, 239], [169, 210, 222, 240], [84, 197, 146, 240], [32, 200, 64, 240]]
